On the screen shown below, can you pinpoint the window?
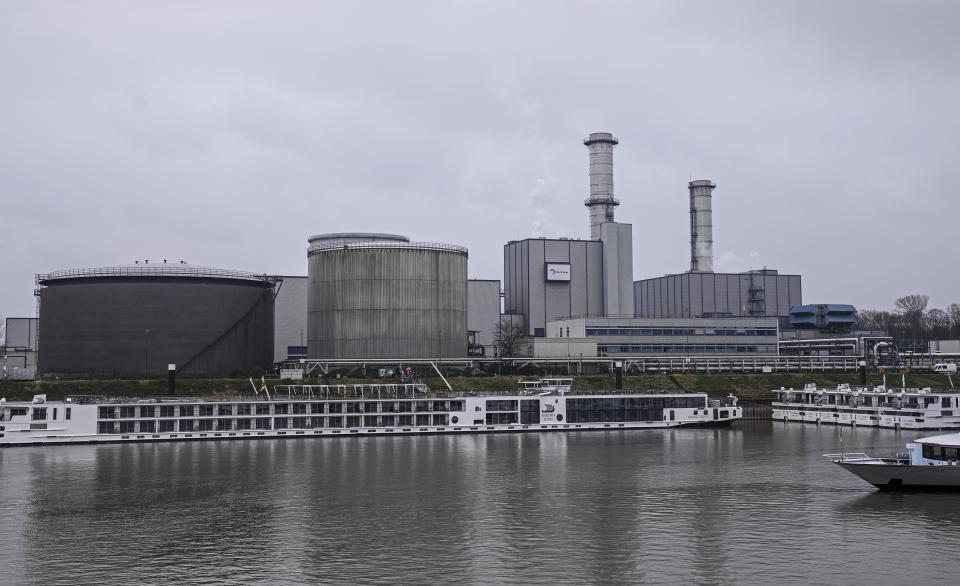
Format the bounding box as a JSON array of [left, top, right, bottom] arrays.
[[159, 406, 175, 418], [140, 420, 156, 433], [218, 405, 233, 416], [140, 406, 155, 418], [255, 418, 271, 430], [198, 405, 214, 417], [236, 404, 251, 416], [66, 407, 71, 420], [159, 420, 176, 432], [119, 406, 135, 418], [256, 404, 270, 415], [364, 402, 378, 413], [31, 408, 47, 421], [236, 419, 252, 430], [179, 405, 194, 417], [197, 419, 214, 431], [293, 403, 307, 415]]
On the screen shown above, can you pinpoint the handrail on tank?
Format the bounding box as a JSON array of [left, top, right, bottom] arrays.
[[36, 266, 275, 284], [307, 241, 468, 256]]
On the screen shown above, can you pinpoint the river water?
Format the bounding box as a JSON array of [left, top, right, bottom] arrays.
[[1, 423, 959, 585]]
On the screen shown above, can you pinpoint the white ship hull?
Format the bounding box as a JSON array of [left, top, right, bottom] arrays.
[[836, 461, 960, 490]]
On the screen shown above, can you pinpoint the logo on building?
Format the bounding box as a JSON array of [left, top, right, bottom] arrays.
[[545, 263, 571, 282]]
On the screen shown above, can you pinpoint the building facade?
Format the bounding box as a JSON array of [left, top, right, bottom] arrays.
[[634, 269, 801, 320]]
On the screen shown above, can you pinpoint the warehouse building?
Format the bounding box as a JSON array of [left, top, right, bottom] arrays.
[[36, 265, 275, 376]]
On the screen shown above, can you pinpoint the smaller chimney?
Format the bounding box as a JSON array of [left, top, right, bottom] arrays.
[[689, 179, 715, 273]]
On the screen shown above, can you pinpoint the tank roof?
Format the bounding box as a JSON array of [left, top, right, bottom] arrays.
[[36, 265, 275, 285], [307, 232, 409, 244]]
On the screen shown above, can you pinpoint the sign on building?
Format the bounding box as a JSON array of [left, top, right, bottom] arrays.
[[545, 263, 571, 282]]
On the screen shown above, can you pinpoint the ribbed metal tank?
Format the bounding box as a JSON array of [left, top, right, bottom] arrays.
[[36, 265, 275, 377], [307, 234, 468, 359]]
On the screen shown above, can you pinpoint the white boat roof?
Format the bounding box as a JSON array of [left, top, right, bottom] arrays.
[[915, 433, 960, 447]]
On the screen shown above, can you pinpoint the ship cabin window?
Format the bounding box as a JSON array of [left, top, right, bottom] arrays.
[[274, 404, 289, 415], [236, 419, 251, 430], [197, 419, 214, 431], [179, 420, 195, 432], [449, 401, 465, 412], [159, 406, 175, 418], [345, 416, 361, 428], [398, 415, 413, 426], [159, 420, 176, 432], [198, 405, 214, 417], [119, 406, 135, 418], [486, 400, 518, 412], [255, 418, 271, 430], [237, 404, 252, 416], [486, 412, 518, 425], [345, 403, 362, 414], [415, 414, 431, 426], [415, 401, 430, 412], [9, 407, 28, 418], [118, 421, 135, 433], [292, 403, 307, 415], [31, 408, 47, 421], [397, 402, 412, 413], [53, 408, 58, 420], [433, 401, 447, 412], [179, 406, 194, 417], [140, 406, 155, 418], [218, 405, 233, 416], [328, 416, 343, 428], [141, 421, 156, 433], [256, 404, 271, 415], [65, 407, 71, 420], [310, 403, 323, 414], [328, 403, 343, 414], [363, 402, 378, 413], [922, 445, 960, 461], [381, 402, 397, 413]]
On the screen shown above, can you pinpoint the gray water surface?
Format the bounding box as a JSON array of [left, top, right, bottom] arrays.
[[1, 423, 958, 585]]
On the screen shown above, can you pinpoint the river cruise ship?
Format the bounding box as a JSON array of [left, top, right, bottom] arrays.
[[827, 432, 960, 490], [772, 383, 960, 429], [0, 379, 741, 447]]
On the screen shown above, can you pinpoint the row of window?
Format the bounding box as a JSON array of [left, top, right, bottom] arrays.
[[922, 445, 960, 461], [566, 397, 705, 411], [96, 414, 451, 434], [98, 401, 465, 420], [599, 344, 776, 354], [3, 407, 71, 422], [586, 328, 778, 338]]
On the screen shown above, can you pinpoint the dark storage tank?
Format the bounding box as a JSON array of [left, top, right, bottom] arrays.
[[307, 233, 468, 359], [37, 266, 275, 377]]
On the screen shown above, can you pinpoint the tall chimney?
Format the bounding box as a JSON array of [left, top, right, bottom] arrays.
[[689, 179, 716, 273], [583, 132, 620, 240]]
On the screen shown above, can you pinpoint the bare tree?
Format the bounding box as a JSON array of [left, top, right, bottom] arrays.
[[894, 294, 929, 337], [925, 309, 951, 339], [948, 303, 960, 338], [493, 320, 525, 357]]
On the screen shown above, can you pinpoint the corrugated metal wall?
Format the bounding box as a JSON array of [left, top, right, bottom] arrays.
[[634, 272, 802, 318], [38, 278, 275, 376], [307, 246, 468, 358]]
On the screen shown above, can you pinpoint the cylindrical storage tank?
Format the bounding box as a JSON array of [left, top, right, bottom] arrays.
[[307, 234, 468, 359], [36, 266, 275, 377]]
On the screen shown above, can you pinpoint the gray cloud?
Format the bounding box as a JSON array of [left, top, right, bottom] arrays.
[[2, 0, 958, 318]]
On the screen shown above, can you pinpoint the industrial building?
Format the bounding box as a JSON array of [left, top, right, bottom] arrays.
[[634, 179, 803, 321], [307, 233, 468, 359], [504, 133, 634, 338], [467, 279, 501, 357], [36, 265, 275, 376], [2, 317, 38, 379], [273, 275, 308, 363], [635, 269, 802, 321]]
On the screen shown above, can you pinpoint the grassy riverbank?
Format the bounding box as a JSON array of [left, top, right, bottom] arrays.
[[0, 372, 951, 402]]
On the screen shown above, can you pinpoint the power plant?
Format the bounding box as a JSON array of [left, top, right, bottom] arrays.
[[9, 130, 841, 378]]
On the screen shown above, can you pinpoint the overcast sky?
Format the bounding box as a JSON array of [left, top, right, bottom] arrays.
[[2, 0, 958, 319]]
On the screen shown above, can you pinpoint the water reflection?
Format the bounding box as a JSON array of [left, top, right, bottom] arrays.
[[1, 425, 959, 585]]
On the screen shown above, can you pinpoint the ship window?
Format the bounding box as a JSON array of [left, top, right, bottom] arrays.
[[66, 407, 71, 420], [364, 402, 378, 413], [119, 406, 135, 418], [236, 419, 252, 430], [140, 406, 155, 418], [31, 408, 47, 421], [159, 420, 176, 432], [328, 403, 343, 414], [197, 419, 214, 431], [311, 403, 324, 414], [159, 406, 175, 418], [256, 404, 270, 415], [10, 408, 28, 418], [255, 418, 271, 430], [198, 405, 214, 417], [218, 405, 233, 416], [140, 421, 156, 433], [237, 404, 252, 416], [179, 405, 194, 417], [293, 403, 307, 415]]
